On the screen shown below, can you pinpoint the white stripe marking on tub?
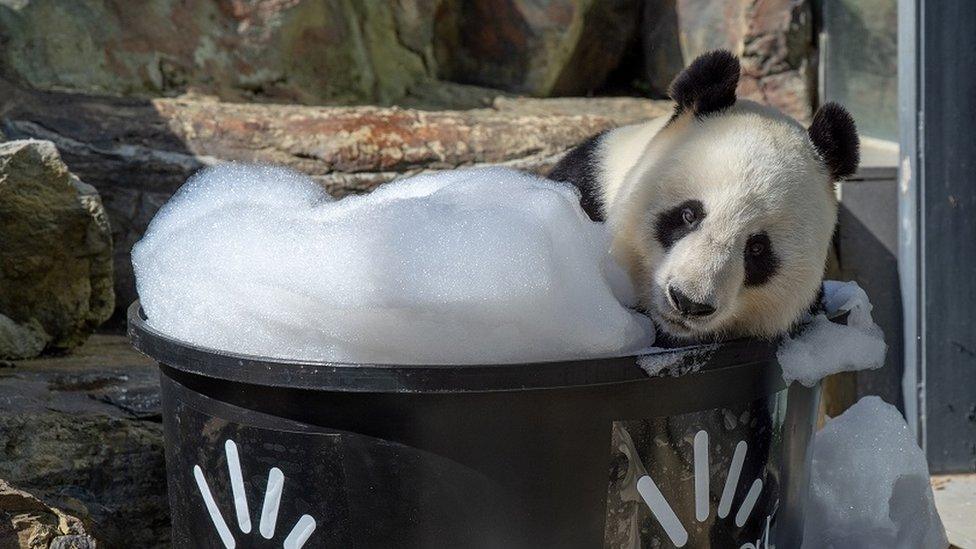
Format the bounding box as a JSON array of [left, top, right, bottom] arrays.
[[224, 439, 251, 533], [193, 465, 236, 549], [693, 429, 709, 522], [283, 514, 317, 549], [718, 440, 748, 518], [735, 478, 764, 527], [259, 467, 285, 538], [637, 475, 688, 547]]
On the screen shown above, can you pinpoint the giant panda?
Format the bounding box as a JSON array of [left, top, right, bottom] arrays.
[[550, 50, 859, 342]]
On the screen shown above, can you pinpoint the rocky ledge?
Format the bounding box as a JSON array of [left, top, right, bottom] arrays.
[[0, 479, 96, 549], [0, 336, 167, 548]]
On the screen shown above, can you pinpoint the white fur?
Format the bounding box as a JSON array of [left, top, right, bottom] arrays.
[[593, 100, 838, 340]]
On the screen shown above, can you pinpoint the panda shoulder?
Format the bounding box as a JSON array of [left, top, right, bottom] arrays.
[[549, 117, 668, 222]]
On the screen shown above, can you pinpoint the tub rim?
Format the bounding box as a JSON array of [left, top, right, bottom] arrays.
[[126, 301, 795, 393]]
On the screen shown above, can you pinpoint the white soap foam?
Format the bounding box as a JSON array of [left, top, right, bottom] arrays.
[[778, 281, 887, 387], [133, 164, 654, 363], [802, 396, 948, 549]]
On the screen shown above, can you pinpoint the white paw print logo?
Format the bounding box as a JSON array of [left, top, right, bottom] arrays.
[[636, 430, 771, 548], [192, 439, 317, 549]]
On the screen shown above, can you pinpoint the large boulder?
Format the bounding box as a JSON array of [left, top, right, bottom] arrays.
[[0, 140, 114, 358], [641, 0, 816, 121], [434, 0, 642, 96], [0, 479, 96, 549], [0, 0, 644, 105], [1, 83, 669, 315]]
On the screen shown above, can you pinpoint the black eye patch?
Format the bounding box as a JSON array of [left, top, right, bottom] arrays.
[[743, 232, 779, 286], [655, 200, 705, 250]]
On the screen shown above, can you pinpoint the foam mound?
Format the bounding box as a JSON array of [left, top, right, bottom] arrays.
[[133, 164, 654, 363], [778, 280, 887, 387], [803, 396, 947, 548]]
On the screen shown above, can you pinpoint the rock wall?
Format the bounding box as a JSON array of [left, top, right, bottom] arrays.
[[0, 0, 444, 106], [0, 0, 644, 106], [0, 0, 816, 113], [434, 0, 642, 96]]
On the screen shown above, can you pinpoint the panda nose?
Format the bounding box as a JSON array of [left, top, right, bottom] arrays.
[[667, 286, 717, 318]]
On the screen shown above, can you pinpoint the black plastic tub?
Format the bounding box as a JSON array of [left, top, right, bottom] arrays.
[[128, 301, 819, 549]]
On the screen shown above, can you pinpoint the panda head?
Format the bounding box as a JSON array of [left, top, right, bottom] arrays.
[[608, 50, 859, 341]]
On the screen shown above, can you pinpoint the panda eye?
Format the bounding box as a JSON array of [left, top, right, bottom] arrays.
[[655, 200, 705, 250], [743, 232, 778, 286]]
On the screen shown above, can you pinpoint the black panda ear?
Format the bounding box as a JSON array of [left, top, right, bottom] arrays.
[[808, 102, 860, 180], [668, 50, 740, 118]]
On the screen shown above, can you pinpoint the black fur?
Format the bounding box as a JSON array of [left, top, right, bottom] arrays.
[[549, 131, 607, 221], [808, 283, 826, 315], [669, 50, 740, 119], [655, 200, 705, 249], [789, 283, 828, 338], [808, 102, 860, 180], [743, 232, 779, 286]]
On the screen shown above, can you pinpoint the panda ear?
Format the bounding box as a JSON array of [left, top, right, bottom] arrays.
[[668, 50, 740, 118], [808, 102, 860, 180]]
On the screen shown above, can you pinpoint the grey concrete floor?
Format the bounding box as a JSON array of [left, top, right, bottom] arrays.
[[932, 474, 976, 549]]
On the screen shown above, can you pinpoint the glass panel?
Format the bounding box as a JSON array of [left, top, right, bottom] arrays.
[[822, 0, 899, 142]]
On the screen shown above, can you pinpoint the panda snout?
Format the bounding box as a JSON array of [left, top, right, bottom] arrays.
[[666, 285, 717, 318]]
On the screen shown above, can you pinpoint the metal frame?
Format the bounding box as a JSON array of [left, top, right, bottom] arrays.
[[899, 0, 976, 473], [898, 0, 923, 454]]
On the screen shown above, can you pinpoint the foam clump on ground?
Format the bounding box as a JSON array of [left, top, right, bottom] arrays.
[[778, 280, 886, 387], [802, 396, 947, 548], [133, 164, 654, 363]]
